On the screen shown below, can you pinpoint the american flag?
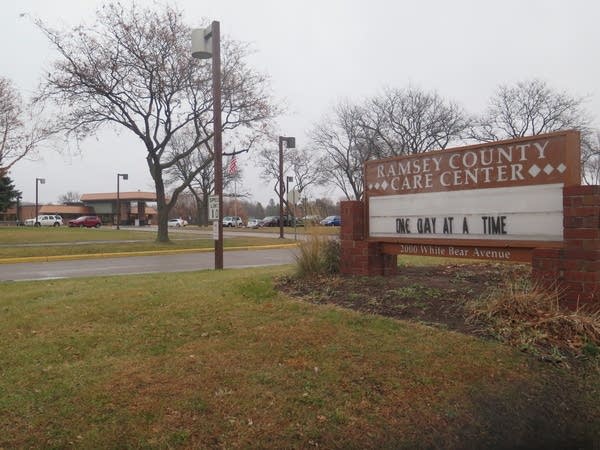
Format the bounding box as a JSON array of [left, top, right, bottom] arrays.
[[227, 156, 238, 175]]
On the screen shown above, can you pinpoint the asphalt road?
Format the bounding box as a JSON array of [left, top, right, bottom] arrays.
[[0, 248, 297, 282]]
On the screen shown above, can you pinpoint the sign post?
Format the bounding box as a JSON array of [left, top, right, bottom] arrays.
[[208, 195, 219, 224]]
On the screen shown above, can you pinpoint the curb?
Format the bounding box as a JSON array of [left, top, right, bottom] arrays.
[[0, 243, 299, 265]]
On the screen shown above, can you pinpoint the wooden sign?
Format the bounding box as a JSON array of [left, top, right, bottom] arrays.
[[365, 131, 580, 261]]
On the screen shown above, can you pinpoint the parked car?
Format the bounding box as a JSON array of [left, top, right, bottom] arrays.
[[320, 215, 341, 226], [246, 218, 260, 228], [302, 215, 321, 225], [168, 218, 186, 227], [68, 216, 102, 228], [24, 215, 64, 227], [259, 215, 301, 227], [223, 216, 244, 227], [283, 216, 303, 227], [260, 216, 280, 227]]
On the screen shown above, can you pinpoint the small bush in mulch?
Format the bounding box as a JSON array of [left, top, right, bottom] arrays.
[[293, 235, 340, 278], [466, 277, 600, 362]]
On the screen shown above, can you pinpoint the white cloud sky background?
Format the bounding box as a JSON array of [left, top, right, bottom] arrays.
[[2, 0, 599, 205]]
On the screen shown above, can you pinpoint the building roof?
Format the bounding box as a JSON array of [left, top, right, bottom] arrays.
[[39, 205, 94, 215], [81, 191, 157, 202]]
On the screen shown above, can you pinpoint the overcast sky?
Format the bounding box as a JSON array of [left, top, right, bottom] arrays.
[[2, 0, 599, 206]]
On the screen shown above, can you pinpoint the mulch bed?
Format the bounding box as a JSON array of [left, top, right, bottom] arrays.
[[276, 263, 530, 336]]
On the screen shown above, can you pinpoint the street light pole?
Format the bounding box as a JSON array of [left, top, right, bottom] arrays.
[[287, 176, 296, 240], [35, 177, 45, 226], [286, 175, 293, 216], [192, 21, 223, 269], [278, 136, 295, 239], [116, 173, 128, 230], [211, 22, 223, 270]]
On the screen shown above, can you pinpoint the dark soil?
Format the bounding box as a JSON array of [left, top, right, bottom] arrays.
[[276, 262, 529, 336]]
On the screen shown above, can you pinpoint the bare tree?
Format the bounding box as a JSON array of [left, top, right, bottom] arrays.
[[165, 126, 251, 225], [287, 147, 327, 197], [256, 143, 280, 195], [257, 140, 326, 214], [362, 86, 469, 156], [168, 151, 243, 226], [582, 130, 600, 185], [0, 76, 53, 174], [309, 100, 377, 200], [256, 140, 286, 204], [470, 79, 597, 182], [168, 152, 212, 226], [310, 89, 468, 201], [169, 191, 197, 223], [36, 2, 277, 242], [470, 79, 590, 141], [58, 191, 80, 204]]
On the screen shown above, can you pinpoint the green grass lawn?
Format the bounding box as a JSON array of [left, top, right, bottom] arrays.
[[1, 267, 597, 448], [0, 226, 162, 244], [0, 227, 291, 260]]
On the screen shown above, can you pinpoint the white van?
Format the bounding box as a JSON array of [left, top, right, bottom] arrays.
[[223, 216, 244, 227], [24, 215, 64, 227]]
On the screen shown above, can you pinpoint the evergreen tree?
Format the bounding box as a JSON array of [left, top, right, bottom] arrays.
[[255, 202, 265, 218], [0, 175, 21, 212], [265, 198, 278, 216]]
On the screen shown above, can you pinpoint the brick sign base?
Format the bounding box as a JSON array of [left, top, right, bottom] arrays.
[[340, 201, 397, 276], [532, 186, 600, 308], [340, 185, 600, 309]]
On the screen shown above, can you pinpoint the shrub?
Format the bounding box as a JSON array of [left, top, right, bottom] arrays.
[[294, 234, 340, 278], [322, 239, 340, 274], [467, 276, 600, 360]]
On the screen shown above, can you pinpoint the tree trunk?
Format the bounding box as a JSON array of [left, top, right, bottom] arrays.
[[156, 201, 170, 242], [196, 197, 203, 226], [201, 192, 209, 226], [188, 186, 204, 226], [152, 165, 170, 243]]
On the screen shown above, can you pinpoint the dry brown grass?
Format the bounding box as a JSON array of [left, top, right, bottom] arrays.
[[467, 277, 600, 360], [293, 230, 340, 277]]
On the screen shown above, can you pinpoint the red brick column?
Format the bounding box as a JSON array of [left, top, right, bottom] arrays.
[[532, 186, 600, 309], [340, 201, 397, 276]]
